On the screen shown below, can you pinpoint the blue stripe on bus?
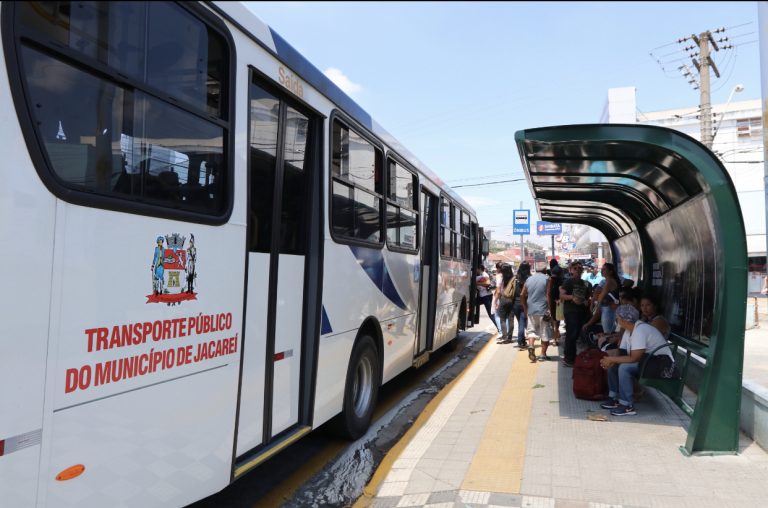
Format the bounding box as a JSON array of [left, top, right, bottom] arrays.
[[269, 29, 373, 129], [349, 245, 408, 310], [321, 305, 332, 335]]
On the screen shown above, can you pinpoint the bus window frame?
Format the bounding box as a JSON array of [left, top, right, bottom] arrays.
[[439, 193, 455, 261], [328, 110, 386, 249], [1, 1, 237, 226], [385, 151, 419, 255]]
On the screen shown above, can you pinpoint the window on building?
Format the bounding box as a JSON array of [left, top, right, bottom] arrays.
[[736, 117, 762, 141]]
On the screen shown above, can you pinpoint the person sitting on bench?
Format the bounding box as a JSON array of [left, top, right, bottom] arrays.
[[598, 304, 675, 416]]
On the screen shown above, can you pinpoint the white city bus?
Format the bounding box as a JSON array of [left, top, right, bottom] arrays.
[[0, 2, 485, 506]]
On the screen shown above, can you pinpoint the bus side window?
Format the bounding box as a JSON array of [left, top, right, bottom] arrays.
[[330, 120, 383, 244], [14, 1, 230, 218]]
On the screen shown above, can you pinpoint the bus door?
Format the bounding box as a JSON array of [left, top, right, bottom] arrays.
[[467, 221, 479, 327], [416, 190, 439, 357], [236, 77, 318, 456]]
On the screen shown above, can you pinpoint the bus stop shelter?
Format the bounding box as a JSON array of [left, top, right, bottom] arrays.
[[515, 124, 747, 455]]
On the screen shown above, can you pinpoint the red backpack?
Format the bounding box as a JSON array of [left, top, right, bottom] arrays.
[[572, 349, 608, 401]]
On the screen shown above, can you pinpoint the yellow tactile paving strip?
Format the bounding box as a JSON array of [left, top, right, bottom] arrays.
[[460, 350, 538, 493]]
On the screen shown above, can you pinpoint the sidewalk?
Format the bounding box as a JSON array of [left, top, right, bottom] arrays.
[[360, 315, 768, 508], [744, 325, 768, 389]]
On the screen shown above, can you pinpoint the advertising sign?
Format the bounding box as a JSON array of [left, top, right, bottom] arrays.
[[536, 221, 562, 235], [513, 209, 530, 235]]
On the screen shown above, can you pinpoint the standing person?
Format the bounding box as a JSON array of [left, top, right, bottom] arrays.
[[494, 263, 516, 344], [186, 233, 197, 293], [152, 236, 165, 295], [512, 262, 532, 349], [546, 258, 564, 344], [475, 265, 499, 332], [492, 262, 504, 332], [599, 304, 675, 416], [559, 261, 592, 367], [583, 262, 622, 335], [521, 262, 551, 361]]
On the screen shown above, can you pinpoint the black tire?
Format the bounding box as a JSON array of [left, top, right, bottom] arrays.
[[337, 335, 380, 440], [445, 305, 465, 352]]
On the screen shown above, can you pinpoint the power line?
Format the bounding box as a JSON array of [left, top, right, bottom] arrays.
[[446, 171, 522, 183], [452, 178, 527, 188]]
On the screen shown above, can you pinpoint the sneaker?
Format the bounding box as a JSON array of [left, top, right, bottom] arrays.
[[537, 355, 549, 361], [610, 404, 637, 416], [528, 347, 536, 362], [600, 398, 619, 409], [562, 360, 574, 368]]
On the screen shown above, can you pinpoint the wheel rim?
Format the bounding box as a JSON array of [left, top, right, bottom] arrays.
[[352, 355, 373, 418]]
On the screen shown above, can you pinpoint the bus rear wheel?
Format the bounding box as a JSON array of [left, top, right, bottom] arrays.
[[338, 335, 380, 440]]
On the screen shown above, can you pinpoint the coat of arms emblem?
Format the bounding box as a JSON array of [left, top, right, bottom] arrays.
[[147, 233, 198, 304]]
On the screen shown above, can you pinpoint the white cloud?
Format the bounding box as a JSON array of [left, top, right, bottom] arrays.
[[324, 67, 363, 96]]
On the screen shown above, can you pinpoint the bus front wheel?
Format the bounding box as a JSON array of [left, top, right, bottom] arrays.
[[338, 335, 380, 440]]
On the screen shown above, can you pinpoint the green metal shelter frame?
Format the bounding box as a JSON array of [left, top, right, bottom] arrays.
[[515, 124, 746, 455]]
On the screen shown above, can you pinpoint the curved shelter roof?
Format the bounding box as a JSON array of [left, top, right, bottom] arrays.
[[515, 124, 747, 455]]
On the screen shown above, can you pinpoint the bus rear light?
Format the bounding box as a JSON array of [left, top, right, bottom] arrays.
[[55, 464, 85, 481]]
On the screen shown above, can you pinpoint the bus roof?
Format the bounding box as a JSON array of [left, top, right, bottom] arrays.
[[210, 2, 475, 216]]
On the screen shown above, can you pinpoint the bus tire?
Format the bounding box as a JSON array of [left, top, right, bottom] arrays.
[[446, 302, 467, 350], [338, 334, 380, 440]]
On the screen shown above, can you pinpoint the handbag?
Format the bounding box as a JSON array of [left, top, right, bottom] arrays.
[[555, 300, 564, 321]]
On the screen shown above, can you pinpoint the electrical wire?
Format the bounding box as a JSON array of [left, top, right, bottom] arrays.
[[452, 178, 527, 188]]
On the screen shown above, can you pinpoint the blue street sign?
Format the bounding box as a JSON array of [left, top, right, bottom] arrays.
[[536, 221, 562, 235], [513, 209, 530, 235]]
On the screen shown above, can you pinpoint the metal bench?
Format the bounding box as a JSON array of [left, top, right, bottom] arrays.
[[637, 333, 707, 418]]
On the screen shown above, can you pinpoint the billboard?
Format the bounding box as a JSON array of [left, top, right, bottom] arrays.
[[513, 209, 530, 234], [536, 221, 562, 235]]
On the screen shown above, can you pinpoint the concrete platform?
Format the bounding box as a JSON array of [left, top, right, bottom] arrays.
[[356, 315, 768, 508]]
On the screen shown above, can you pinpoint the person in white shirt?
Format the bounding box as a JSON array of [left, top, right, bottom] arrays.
[[476, 265, 499, 332], [598, 304, 674, 416]]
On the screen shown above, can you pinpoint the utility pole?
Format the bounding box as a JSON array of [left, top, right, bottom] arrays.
[[693, 31, 720, 148], [668, 29, 725, 148]]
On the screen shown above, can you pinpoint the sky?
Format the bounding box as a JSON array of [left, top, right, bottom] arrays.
[[243, 2, 762, 246]]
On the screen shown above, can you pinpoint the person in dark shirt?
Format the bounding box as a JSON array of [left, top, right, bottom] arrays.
[[546, 258, 563, 343], [559, 261, 592, 367]]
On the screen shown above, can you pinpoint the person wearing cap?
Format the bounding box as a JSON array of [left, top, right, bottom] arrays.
[[598, 304, 675, 416]]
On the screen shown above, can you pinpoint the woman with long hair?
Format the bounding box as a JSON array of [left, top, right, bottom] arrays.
[[494, 263, 516, 344], [512, 262, 532, 348], [640, 294, 670, 339], [583, 262, 622, 334]]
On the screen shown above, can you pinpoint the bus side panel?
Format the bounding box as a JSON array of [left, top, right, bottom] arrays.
[[380, 249, 419, 382], [0, 50, 56, 508], [44, 206, 244, 508], [46, 365, 236, 507], [312, 330, 355, 427], [433, 258, 470, 350], [235, 253, 269, 456], [318, 241, 418, 402]]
